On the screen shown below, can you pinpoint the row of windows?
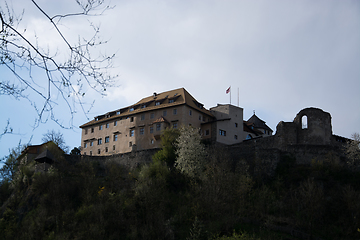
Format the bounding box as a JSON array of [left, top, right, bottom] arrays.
[[83, 139, 157, 156], [85, 108, 208, 135], [84, 123, 179, 148]]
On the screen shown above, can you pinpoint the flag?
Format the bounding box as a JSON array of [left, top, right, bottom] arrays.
[[226, 86, 231, 94]]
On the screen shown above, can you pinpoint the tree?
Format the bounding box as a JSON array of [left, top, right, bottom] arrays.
[[0, 141, 25, 181], [70, 146, 81, 155], [345, 132, 360, 168], [152, 127, 180, 168], [42, 130, 69, 153], [175, 126, 207, 178], [0, 0, 116, 130]]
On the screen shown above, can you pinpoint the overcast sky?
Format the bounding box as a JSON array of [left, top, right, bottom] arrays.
[[1, 0, 359, 157]]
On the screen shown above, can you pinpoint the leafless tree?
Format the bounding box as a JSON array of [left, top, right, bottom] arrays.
[[42, 129, 69, 153], [0, 0, 117, 134], [346, 132, 360, 168]]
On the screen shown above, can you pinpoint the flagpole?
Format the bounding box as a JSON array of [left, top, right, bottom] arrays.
[[237, 87, 239, 107], [230, 85, 231, 105]]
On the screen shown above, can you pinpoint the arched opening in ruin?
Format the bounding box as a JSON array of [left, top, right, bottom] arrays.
[[302, 115, 308, 129]]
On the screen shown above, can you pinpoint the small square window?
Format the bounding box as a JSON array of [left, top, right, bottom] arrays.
[[205, 129, 210, 135], [173, 123, 178, 129], [234, 135, 238, 140], [105, 136, 110, 143], [155, 102, 160, 106], [169, 99, 174, 103]]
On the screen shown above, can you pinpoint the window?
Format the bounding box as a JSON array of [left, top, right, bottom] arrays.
[[235, 123, 238, 128], [173, 109, 177, 115], [85, 129, 88, 135], [84, 152, 86, 155], [130, 129, 134, 137], [141, 105, 146, 109], [98, 149, 101, 154], [130, 117, 134, 122], [189, 110, 192, 116], [129, 142, 132, 147], [140, 128, 144, 135], [99, 125, 103, 130], [246, 134, 252, 140], [150, 113, 155, 119], [84, 142, 87, 148], [113, 145, 115, 150], [106, 123, 109, 128], [116, 111, 120, 115], [205, 129, 210, 136], [105, 136, 110, 143], [151, 139, 154, 144], [129, 107, 134, 112], [98, 138, 102, 145], [105, 147, 108, 152], [156, 123, 161, 131], [90, 151, 92, 156], [163, 110, 167, 116], [173, 123, 178, 129], [169, 99, 174, 103], [150, 126, 154, 133], [199, 115, 202, 121], [155, 102, 160, 106], [219, 129, 226, 136], [302, 115, 308, 129], [91, 128, 94, 133], [90, 141, 93, 147], [114, 121, 117, 126], [141, 114, 145, 120], [114, 134, 118, 141], [234, 135, 238, 140]]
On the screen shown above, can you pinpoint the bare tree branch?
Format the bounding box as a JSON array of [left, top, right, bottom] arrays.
[[0, 0, 117, 130]]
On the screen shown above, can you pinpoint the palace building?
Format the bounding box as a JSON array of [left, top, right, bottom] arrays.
[[79, 88, 272, 156]]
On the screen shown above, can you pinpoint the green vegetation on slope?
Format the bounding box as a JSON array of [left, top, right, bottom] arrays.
[[0, 127, 360, 240]]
